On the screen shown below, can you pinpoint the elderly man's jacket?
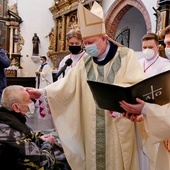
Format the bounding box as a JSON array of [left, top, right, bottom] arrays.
[[0, 107, 56, 170]]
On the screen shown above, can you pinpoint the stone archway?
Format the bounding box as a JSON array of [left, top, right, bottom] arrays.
[[105, 0, 152, 39]]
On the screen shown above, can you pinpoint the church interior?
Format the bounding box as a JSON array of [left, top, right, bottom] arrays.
[[0, 0, 170, 169], [0, 0, 169, 131], [1, 0, 169, 87], [0, 0, 169, 127]]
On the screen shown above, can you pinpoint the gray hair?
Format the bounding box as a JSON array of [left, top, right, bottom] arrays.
[[1, 85, 26, 111]]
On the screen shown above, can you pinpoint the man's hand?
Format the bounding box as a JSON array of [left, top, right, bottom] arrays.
[[120, 98, 145, 115], [35, 71, 40, 76], [26, 87, 41, 99], [120, 98, 145, 122], [123, 112, 143, 122], [40, 134, 55, 146]]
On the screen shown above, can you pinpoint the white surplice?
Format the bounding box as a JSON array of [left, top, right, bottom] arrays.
[[143, 103, 170, 170], [139, 55, 170, 170]]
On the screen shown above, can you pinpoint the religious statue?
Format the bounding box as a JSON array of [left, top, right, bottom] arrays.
[[45, 28, 54, 50], [57, 19, 64, 51], [32, 33, 40, 56], [17, 35, 24, 53], [153, 7, 165, 40]]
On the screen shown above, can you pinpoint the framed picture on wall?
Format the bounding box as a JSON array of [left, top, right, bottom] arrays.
[[67, 14, 78, 31], [65, 13, 78, 50]]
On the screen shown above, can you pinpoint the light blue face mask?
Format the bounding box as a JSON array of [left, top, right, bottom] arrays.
[[85, 43, 100, 57], [85, 37, 103, 57]]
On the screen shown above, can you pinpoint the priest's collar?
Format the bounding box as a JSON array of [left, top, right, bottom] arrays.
[[41, 62, 47, 66], [93, 40, 118, 65]]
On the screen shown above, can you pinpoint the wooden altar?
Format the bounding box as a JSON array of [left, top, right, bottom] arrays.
[[7, 74, 58, 87], [47, 0, 102, 68], [0, 0, 23, 72]]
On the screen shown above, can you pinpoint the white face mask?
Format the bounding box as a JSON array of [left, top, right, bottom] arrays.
[[143, 48, 155, 60], [165, 48, 170, 60], [25, 102, 35, 118]]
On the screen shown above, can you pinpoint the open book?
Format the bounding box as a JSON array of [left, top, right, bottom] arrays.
[[87, 70, 170, 113]]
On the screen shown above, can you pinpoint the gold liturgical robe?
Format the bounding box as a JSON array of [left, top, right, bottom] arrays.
[[45, 46, 153, 170]]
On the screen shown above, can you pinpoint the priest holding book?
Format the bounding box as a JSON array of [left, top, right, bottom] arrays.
[[26, 2, 156, 170], [120, 26, 170, 170]]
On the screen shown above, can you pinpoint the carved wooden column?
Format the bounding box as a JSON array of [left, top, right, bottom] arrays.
[[13, 27, 19, 53], [155, 0, 170, 57], [53, 22, 58, 51], [61, 15, 66, 51], [9, 26, 14, 59]]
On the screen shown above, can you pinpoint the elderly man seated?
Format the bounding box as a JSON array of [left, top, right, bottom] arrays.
[[0, 85, 71, 170]]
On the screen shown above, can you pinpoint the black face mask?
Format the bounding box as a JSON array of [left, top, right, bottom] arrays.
[[69, 46, 82, 54]]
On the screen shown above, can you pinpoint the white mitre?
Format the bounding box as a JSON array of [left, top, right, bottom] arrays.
[[77, 2, 123, 47], [77, 1, 106, 39]]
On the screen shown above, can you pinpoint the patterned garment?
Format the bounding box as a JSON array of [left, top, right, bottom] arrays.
[[0, 107, 56, 170], [35, 90, 52, 119]]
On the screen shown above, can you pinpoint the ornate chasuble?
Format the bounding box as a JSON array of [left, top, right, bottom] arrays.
[[46, 41, 145, 170]]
